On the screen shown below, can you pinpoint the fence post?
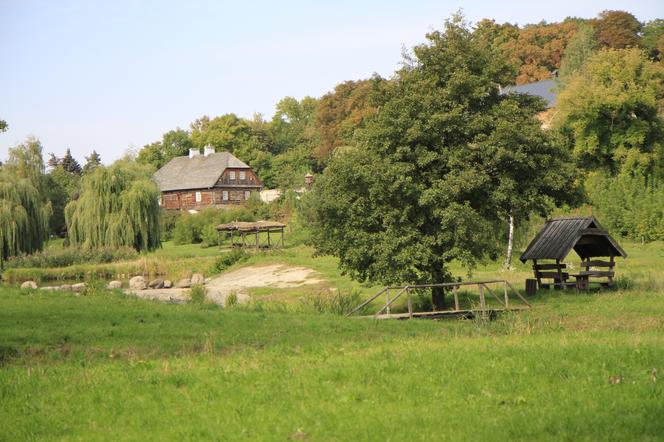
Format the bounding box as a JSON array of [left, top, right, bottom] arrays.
[[503, 280, 509, 309], [479, 284, 486, 311], [453, 286, 460, 311], [407, 288, 413, 319], [385, 289, 390, 317]]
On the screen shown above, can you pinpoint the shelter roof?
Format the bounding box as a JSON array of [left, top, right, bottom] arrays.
[[519, 216, 626, 262], [153, 151, 250, 192]]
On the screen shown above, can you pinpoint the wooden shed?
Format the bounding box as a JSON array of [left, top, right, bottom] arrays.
[[519, 216, 627, 290], [216, 221, 287, 249]]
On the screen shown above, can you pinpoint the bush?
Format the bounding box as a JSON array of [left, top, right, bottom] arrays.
[[213, 249, 249, 273], [172, 208, 257, 246], [301, 289, 365, 315], [159, 210, 180, 241], [225, 291, 238, 308], [190, 284, 206, 303], [5, 246, 139, 269]]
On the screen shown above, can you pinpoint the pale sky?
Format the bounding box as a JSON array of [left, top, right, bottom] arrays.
[[1, 0, 662, 164]]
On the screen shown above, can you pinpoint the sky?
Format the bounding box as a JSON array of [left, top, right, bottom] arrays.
[[1, 0, 662, 164]]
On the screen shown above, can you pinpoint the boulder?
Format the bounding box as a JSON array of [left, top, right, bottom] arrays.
[[107, 280, 122, 290], [148, 278, 164, 289], [176, 278, 191, 289], [163, 280, 173, 289], [71, 283, 86, 292], [60, 284, 72, 291], [191, 273, 205, 285], [20, 281, 38, 289], [129, 275, 147, 290], [39, 286, 57, 291]]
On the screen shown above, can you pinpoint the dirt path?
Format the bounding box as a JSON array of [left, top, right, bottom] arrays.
[[129, 264, 325, 306]]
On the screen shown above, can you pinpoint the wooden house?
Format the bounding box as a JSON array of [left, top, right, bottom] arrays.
[[153, 147, 263, 210], [519, 216, 627, 291]]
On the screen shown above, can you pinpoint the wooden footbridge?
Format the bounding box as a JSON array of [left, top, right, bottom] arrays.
[[346, 280, 531, 320]]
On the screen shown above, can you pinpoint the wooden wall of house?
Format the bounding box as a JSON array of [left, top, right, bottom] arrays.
[[216, 168, 263, 187], [160, 188, 259, 210]]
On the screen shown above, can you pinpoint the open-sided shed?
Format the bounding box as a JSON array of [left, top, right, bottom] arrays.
[[519, 216, 626, 290], [215, 221, 287, 249]]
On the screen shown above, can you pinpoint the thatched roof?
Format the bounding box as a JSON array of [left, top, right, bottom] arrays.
[[519, 216, 626, 263], [216, 221, 287, 232], [153, 152, 250, 192]]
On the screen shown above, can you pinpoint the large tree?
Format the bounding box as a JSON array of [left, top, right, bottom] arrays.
[[558, 23, 597, 85], [65, 160, 160, 251], [593, 10, 642, 49], [555, 48, 664, 180], [308, 15, 578, 309]]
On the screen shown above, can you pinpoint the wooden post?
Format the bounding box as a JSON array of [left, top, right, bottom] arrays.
[[267, 229, 271, 249], [503, 280, 509, 309], [255, 231, 259, 250], [385, 289, 390, 316], [608, 253, 615, 287], [479, 284, 486, 311], [453, 285, 460, 311], [281, 228, 284, 248], [407, 288, 413, 319], [533, 259, 542, 289], [556, 259, 564, 290]]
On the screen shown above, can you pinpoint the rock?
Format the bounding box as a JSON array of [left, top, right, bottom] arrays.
[[107, 280, 122, 290], [20, 281, 38, 289], [163, 280, 173, 289], [71, 283, 86, 292], [59, 284, 72, 291], [129, 275, 147, 290], [191, 273, 205, 285], [148, 278, 164, 289], [39, 286, 57, 291], [176, 278, 191, 288]]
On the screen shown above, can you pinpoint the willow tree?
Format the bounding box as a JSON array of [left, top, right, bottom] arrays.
[[65, 161, 161, 251], [0, 171, 52, 267]]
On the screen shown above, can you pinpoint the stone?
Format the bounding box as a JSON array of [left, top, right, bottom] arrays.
[[71, 283, 86, 292], [20, 281, 38, 289], [39, 286, 57, 291], [176, 278, 191, 289], [59, 284, 72, 291], [148, 278, 164, 289], [107, 280, 122, 290], [191, 273, 205, 285], [163, 280, 173, 289], [129, 275, 147, 290]]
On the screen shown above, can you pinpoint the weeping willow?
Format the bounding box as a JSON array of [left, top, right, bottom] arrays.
[[66, 164, 160, 252], [0, 171, 52, 266]]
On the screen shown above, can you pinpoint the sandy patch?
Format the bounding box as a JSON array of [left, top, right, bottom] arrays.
[[128, 264, 324, 307]]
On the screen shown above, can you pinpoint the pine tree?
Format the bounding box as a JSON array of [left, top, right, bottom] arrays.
[[60, 149, 82, 175], [83, 150, 102, 174]]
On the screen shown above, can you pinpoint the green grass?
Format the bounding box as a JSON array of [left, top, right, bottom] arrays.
[[2, 240, 664, 440]]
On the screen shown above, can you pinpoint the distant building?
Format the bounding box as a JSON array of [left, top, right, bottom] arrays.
[[153, 147, 263, 210], [500, 79, 557, 129]]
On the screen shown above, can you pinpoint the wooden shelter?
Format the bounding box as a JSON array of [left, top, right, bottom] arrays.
[[215, 221, 286, 250], [519, 216, 627, 290]]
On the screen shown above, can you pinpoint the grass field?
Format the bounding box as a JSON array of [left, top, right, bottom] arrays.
[[1, 241, 664, 440]]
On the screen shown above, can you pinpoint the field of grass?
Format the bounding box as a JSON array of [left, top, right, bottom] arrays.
[[1, 239, 664, 440]]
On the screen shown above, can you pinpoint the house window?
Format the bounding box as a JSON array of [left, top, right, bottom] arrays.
[[244, 191, 251, 200], [195, 191, 202, 203], [239, 171, 246, 180], [222, 191, 228, 201], [229, 171, 236, 181]]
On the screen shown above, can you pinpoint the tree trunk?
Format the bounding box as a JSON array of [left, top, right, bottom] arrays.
[[432, 285, 446, 311], [503, 212, 514, 270]]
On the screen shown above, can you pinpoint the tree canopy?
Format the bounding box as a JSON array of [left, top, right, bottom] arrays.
[[307, 15, 578, 308], [65, 161, 161, 251]]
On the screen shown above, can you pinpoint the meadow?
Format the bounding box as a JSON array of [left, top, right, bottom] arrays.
[[1, 240, 664, 440]]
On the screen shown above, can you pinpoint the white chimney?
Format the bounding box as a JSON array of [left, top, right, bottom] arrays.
[[189, 148, 201, 158], [204, 145, 215, 157]]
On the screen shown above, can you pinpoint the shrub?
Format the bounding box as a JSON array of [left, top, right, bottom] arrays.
[[301, 289, 365, 315], [190, 284, 206, 303], [5, 246, 139, 269], [213, 249, 248, 273], [159, 210, 180, 241], [225, 291, 238, 308], [173, 208, 257, 246]]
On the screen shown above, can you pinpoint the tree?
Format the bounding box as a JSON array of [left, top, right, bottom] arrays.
[[0, 138, 52, 265], [0, 120, 7, 132], [308, 15, 578, 309], [593, 10, 642, 49], [558, 23, 597, 85], [555, 48, 664, 180], [60, 148, 82, 175], [642, 19, 664, 62], [65, 160, 160, 251], [83, 150, 102, 174], [137, 129, 193, 170]]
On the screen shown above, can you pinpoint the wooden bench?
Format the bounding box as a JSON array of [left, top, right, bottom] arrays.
[[532, 261, 575, 290], [572, 259, 615, 289]]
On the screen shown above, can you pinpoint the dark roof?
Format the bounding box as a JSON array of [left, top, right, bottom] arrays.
[[216, 221, 287, 232], [153, 151, 250, 192], [519, 216, 627, 263], [501, 79, 557, 108]]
